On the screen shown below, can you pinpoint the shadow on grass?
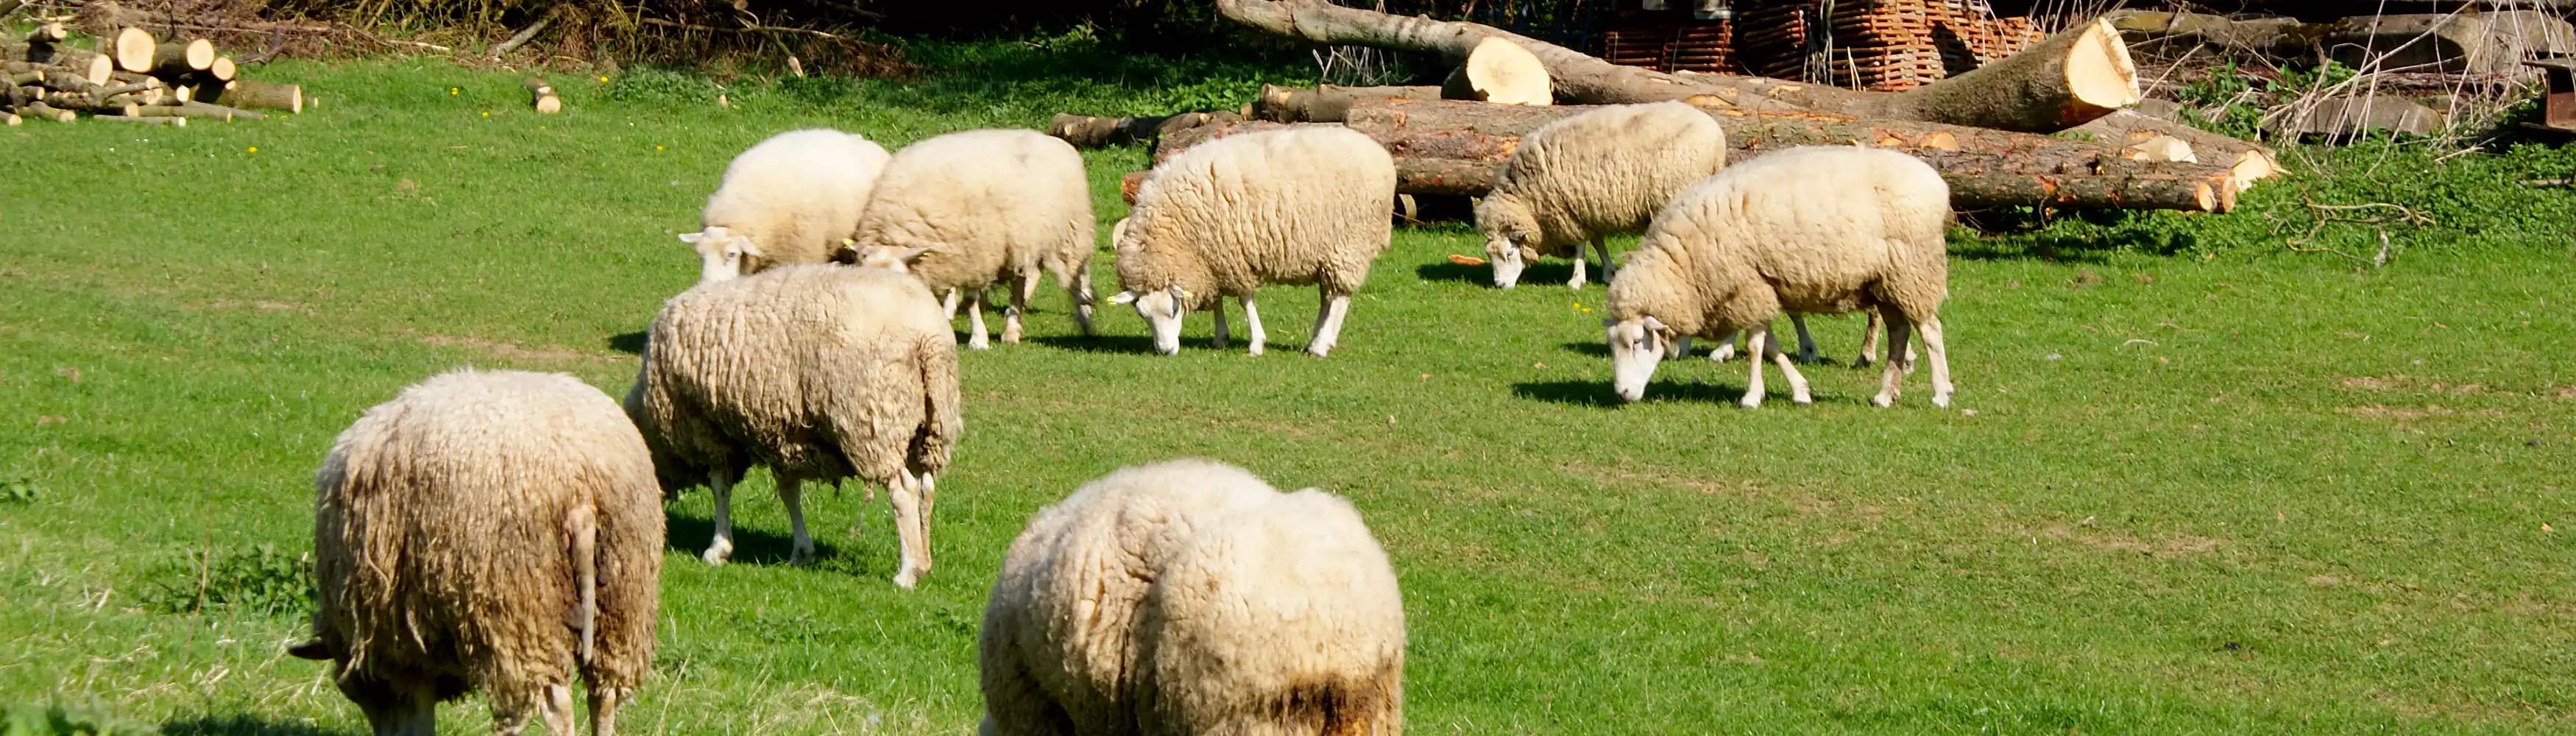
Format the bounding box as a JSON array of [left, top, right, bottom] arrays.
[[1027, 333, 1162, 355], [1560, 340, 1610, 358], [607, 330, 648, 355], [163, 715, 344, 736], [665, 509, 840, 566], [1414, 260, 1589, 288], [1517, 378, 1873, 407]]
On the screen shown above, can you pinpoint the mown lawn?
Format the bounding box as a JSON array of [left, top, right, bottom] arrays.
[[2, 41, 2573, 735]]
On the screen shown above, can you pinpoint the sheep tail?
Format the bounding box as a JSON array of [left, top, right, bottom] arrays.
[[1285, 665, 1401, 736], [565, 503, 599, 665]]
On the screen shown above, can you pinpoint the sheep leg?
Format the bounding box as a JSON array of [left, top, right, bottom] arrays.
[[1855, 309, 1883, 369], [963, 291, 993, 350], [1211, 295, 1231, 350], [1673, 336, 1691, 359], [1768, 329, 1815, 405], [701, 470, 735, 566], [1241, 296, 1267, 356], [1789, 314, 1819, 364], [1592, 236, 1616, 283], [346, 676, 436, 736], [1566, 247, 1588, 289], [1309, 290, 1351, 358], [587, 686, 625, 736], [941, 289, 961, 319], [1002, 274, 1037, 344], [1872, 305, 1914, 408], [1069, 259, 1097, 336], [1739, 325, 1770, 408], [779, 476, 815, 566], [529, 684, 576, 736], [1704, 330, 1739, 361], [1919, 314, 1954, 408], [886, 471, 930, 589]]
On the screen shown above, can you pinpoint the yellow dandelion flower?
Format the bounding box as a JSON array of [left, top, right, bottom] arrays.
[[654, 145, 665, 152], [247, 146, 257, 153], [481, 111, 489, 118], [598, 76, 609, 82], [450, 88, 459, 95]]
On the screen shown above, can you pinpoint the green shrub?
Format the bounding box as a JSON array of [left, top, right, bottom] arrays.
[[139, 545, 315, 618]]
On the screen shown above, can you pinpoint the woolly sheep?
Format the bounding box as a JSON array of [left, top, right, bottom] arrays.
[[680, 129, 892, 285], [291, 369, 662, 736], [1604, 146, 1955, 408], [978, 459, 1405, 736], [1108, 126, 1397, 358], [850, 128, 1098, 350], [1475, 101, 1726, 290], [624, 264, 961, 587]]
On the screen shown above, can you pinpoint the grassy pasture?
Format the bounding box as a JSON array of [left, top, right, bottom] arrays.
[[2, 42, 2575, 735]]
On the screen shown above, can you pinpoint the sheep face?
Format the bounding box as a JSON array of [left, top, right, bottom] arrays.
[[679, 227, 763, 284], [1473, 195, 1541, 289], [1107, 286, 1188, 355], [1604, 316, 1672, 403]]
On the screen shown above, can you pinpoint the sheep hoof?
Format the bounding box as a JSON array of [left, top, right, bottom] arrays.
[[1792, 392, 1814, 406], [1306, 347, 1332, 358], [1708, 345, 1736, 362], [700, 546, 731, 566], [1870, 393, 1894, 408], [1933, 393, 1953, 408], [1737, 395, 1762, 409], [1247, 346, 1264, 356], [790, 548, 817, 567], [891, 571, 920, 590], [966, 339, 991, 350]]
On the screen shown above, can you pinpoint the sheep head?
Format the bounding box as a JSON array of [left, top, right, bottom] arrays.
[[1604, 315, 1673, 403], [1472, 194, 1541, 289], [678, 226, 764, 285], [1105, 285, 1190, 355], [854, 244, 935, 275]]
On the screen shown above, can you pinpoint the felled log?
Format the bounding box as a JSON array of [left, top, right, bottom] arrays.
[[24, 21, 64, 43], [91, 112, 181, 125], [2066, 110, 2280, 189], [526, 77, 562, 113], [109, 27, 154, 73], [1047, 109, 1241, 148], [220, 79, 300, 113], [1442, 37, 1549, 105], [1153, 113, 2237, 213], [132, 100, 263, 120], [207, 55, 235, 82], [147, 39, 214, 77], [1212, 0, 2138, 133], [1251, 84, 1438, 123], [4, 48, 116, 85], [20, 100, 73, 121]]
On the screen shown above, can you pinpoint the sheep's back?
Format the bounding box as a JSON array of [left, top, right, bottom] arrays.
[[638, 266, 951, 484], [1129, 127, 1395, 293], [1501, 101, 1726, 249], [1652, 146, 1948, 312], [703, 129, 891, 266], [314, 370, 657, 688], [854, 130, 1096, 292]]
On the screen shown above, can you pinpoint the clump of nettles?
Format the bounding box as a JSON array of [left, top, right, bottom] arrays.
[[139, 545, 315, 618]]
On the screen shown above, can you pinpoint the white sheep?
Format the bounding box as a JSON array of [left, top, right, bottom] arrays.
[[680, 128, 892, 285], [1475, 100, 1726, 289], [978, 459, 1405, 736], [1108, 126, 1397, 358], [623, 264, 961, 588], [849, 128, 1097, 350], [291, 369, 662, 736], [1604, 146, 1955, 408]]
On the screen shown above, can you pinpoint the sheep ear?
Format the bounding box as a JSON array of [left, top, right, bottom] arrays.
[[897, 247, 934, 263], [1641, 316, 1669, 333], [1167, 285, 1188, 303], [676, 232, 703, 245], [287, 640, 337, 660], [1106, 291, 1136, 305]]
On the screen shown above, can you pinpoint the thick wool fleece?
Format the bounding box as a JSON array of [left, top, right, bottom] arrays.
[[979, 459, 1406, 736], [1606, 146, 1951, 339], [1114, 127, 1396, 311], [625, 264, 960, 490], [850, 129, 1097, 294], [309, 369, 662, 733], [701, 128, 892, 273], [1476, 101, 1727, 259]]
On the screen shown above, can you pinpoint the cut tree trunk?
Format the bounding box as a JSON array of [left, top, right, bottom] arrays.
[[222, 79, 300, 113], [91, 112, 182, 125], [148, 39, 214, 76], [110, 27, 155, 73], [1047, 110, 1242, 148], [526, 76, 561, 113], [25, 21, 65, 43], [1251, 84, 1438, 122], [208, 55, 235, 82], [5, 46, 115, 84], [2065, 109, 2280, 188], [1213, 0, 2137, 132], [133, 101, 262, 120], [1443, 37, 1550, 105], [21, 100, 73, 121], [1153, 115, 2237, 212]]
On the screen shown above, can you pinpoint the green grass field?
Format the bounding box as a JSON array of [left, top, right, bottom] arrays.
[[4, 41, 2574, 735]]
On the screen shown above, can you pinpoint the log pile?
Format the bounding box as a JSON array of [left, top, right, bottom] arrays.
[[4, 18, 301, 125], [1058, 0, 2281, 217]]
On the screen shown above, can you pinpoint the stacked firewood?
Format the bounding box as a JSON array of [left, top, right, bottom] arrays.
[[1052, 0, 2285, 216], [4, 18, 303, 126]]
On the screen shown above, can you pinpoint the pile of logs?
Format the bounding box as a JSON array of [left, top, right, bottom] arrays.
[[1052, 0, 2285, 216], [4, 18, 303, 126]]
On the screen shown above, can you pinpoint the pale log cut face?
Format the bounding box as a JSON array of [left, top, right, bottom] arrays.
[[1605, 316, 1671, 403]]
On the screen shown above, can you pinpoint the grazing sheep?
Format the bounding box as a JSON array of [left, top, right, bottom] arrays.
[[291, 369, 662, 736], [978, 459, 1405, 736], [1475, 101, 1726, 290], [1108, 126, 1397, 358], [681, 129, 892, 285], [850, 129, 1098, 350], [624, 264, 961, 587], [1604, 146, 1954, 408]]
